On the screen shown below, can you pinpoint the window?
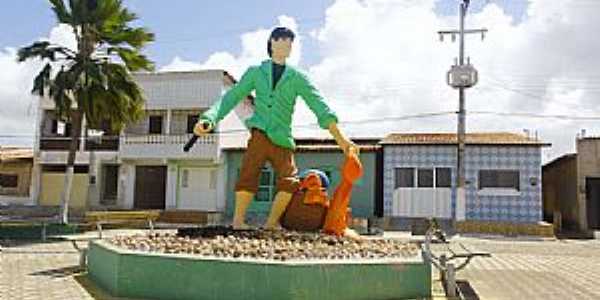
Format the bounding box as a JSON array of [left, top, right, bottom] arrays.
[[324, 171, 332, 181], [418, 169, 434, 188], [256, 168, 275, 202], [394, 168, 414, 188], [181, 170, 189, 188], [64, 123, 72, 137], [41, 165, 89, 173], [51, 120, 58, 134], [187, 115, 199, 134], [52, 120, 71, 136], [436, 168, 451, 188], [479, 170, 520, 190], [0, 174, 18, 188], [394, 167, 452, 189], [148, 116, 163, 134]]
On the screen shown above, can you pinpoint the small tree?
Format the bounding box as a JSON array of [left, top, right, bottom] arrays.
[[18, 0, 155, 223]]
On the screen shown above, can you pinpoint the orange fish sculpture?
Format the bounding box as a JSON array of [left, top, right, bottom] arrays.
[[323, 152, 363, 236]]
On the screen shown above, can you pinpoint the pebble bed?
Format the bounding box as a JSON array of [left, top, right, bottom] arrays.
[[108, 226, 419, 261]]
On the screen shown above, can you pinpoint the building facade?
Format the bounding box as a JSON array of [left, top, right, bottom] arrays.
[[543, 136, 600, 231], [222, 139, 382, 224], [382, 133, 548, 224], [32, 70, 249, 215], [0, 148, 34, 205]]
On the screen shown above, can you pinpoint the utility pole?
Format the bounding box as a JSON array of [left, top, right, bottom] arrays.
[[438, 0, 487, 222]]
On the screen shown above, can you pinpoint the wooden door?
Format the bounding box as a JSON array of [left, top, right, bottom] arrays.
[[134, 166, 167, 209]]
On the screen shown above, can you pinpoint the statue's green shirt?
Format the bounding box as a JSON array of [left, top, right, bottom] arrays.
[[200, 59, 338, 149]]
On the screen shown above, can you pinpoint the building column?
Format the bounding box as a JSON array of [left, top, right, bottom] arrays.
[[165, 163, 178, 210], [80, 116, 86, 152], [87, 151, 99, 208], [216, 157, 227, 212], [119, 163, 135, 209], [165, 109, 171, 135], [31, 104, 44, 205], [30, 160, 42, 205]]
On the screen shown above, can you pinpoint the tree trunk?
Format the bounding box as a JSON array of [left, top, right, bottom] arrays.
[[59, 109, 83, 224]]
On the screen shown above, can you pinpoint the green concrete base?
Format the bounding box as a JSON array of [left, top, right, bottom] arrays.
[[88, 240, 431, 300], [0, 223, 80, 240]]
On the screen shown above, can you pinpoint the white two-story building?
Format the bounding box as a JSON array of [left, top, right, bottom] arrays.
[[32, 70, 249, 216]]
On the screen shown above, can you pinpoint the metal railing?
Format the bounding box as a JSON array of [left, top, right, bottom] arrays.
[[85, 137, 119, 151], [39, 136, 119, 151], [39, 137, 80, 151], [120, 134, 217, 145]]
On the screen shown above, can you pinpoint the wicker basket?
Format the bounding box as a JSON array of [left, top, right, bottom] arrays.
[[280, 190, 327, 232]]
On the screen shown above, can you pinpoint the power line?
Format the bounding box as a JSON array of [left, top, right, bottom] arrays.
[[470, 111, 600, 121], [3, 110, 600, 142], [483, 76, 553, 102], [0, 111, 457, 139], [6, 109, 600, 138]]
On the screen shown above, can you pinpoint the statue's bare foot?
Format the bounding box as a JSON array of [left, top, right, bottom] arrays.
[[343, 228, 363, 240], [263, 222, 283, 231], [232, 222, 251, 230]]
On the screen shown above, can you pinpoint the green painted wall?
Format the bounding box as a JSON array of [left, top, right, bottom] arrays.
[[88, 241, 432, 300], [224, 151, 378, 219]]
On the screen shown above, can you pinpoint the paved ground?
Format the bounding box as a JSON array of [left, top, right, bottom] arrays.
[[1, 230, 600, 299], [430, 235, 600, 299], [0, 230, 150, 300]]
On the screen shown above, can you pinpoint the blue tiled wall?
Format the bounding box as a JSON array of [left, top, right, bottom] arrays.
[[383, 145, 542, 223]]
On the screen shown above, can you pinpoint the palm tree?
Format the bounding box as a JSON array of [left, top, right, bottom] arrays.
[[18, 0, 154, 223]]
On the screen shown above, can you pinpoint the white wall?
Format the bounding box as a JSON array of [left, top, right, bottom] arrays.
[[166, 164, 178, 209], [392, 188, 453, 218], [119, 163, 135, 209], [133, 71, 223, 109]]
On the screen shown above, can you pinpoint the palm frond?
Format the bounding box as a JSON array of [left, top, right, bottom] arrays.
[[32, 63, 53, 96], [102, 27, 154, 49], [67, 0, 82, 24], [99, 0, 136, 28], [49, 72, 74, 120], [21, 0, 153, 133], [17, 41, 76, 62], [49, 0, 72, 24], [108, 46, 154, 71]]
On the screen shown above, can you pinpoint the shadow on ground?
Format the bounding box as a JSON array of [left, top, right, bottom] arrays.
[[29, 265, 83, 278]]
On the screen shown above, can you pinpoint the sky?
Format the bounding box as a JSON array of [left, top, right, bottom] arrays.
[[1, 0, 600, 163]]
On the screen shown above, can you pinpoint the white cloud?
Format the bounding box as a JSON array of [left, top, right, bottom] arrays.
[[0, 47, 37, 146], [160, 15, 303, 79], [160, 1, 600, 162], [4, 1, 600, 163], [0, 24, 76, 147], [299, 0, 600, 162]]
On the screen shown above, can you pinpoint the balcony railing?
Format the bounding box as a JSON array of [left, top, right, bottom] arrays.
[[39, 137, 80, 151], [39, 134, 219, 160], [121, 134, 217, 145], [119, 134, 219, 160], [85, 136, 120, 151], [39, 136, 119, 151]]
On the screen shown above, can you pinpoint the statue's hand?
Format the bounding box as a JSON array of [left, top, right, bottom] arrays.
[[341, 140, 359, 157], [193, 119, 213, 136]]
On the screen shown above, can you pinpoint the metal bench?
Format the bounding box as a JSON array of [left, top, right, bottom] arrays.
[[84, 210, 161, 239], [422, 221, 491, 298], [0, 216, 61, 241], [47, 210, 161, 269]]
